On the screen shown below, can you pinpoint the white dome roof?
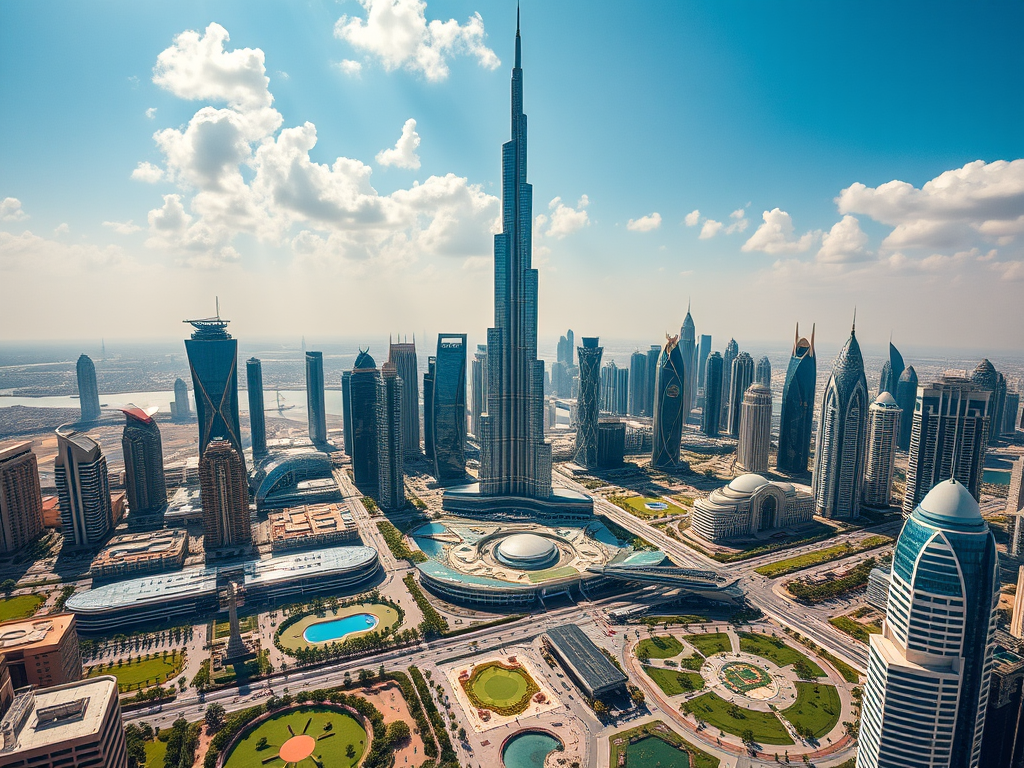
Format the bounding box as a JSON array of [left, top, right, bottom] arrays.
[[873, 391, 898, 406], [497, 533, 557, 561], [918, 479, 981, 521], [728, 473, 770, 494]]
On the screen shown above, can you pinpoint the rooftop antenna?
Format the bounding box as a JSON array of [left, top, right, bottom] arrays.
[[851, 307, 856, 335], [216, 296, 220, 320]]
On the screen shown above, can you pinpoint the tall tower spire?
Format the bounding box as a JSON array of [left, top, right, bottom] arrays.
[[515, 4, 521, 68]]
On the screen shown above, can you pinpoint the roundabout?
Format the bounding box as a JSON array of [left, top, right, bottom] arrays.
[[701, 652, 797, 706]]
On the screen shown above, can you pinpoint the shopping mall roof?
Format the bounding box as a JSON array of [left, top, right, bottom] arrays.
[[546, 624, 627, 698]]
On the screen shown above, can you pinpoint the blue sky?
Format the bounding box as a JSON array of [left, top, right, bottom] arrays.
[[1, 0, 1022, 351]]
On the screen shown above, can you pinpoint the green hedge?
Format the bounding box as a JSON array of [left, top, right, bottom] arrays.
[[403, 575, 449, 638], [786, 559, 875, 604], [377, 520, 427, 563], [409, 666, 458, 766]]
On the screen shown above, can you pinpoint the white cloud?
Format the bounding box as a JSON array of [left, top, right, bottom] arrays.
[[742, 208, 818, 254], [684, 209, 700, 227], [53, 223, 69, 235], [725, 208, 748, 234], [376, 118, 421, 169], [627, 212, 661, 232], [817, 215, 870, 263], [544, 195, 589, 239], [0, 229, 129, 272], [699, 219, 723, 239], [145, 107, 157, 119], [334, 0, 499, 82], [103, 220, 142, 235], [336, 59, 363, 76], [0, 197, 28, 221], [132, 162, 165, 183]]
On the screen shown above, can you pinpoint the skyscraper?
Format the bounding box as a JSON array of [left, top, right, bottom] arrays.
[[777, 323, 815, 475], [0, 442, 44, 554], [858, 480, 998, 768], [350, 350, 379, 491], [903, 375, 991, 517], [184, 312, 243, 460], [76, 354, 101, 422], [341, 370, 353, 456], [861, 392, 901, 510], [574, 338, 603, 468], [878, 340, 906, 396], [697, 334, 712, 388], [470, 344, 488, 438], [556, 329, 575, 366], [423, 357, 435, 461], [651, 334, 687, 469], [476, 17, 552, 501], [736, 383, 772, 473], [246, 358, 267, 459], [894, 364, 919, 451], [432, 334, 467, 483], [628, 351, 647, 416], [305, 351, 328, 447], [615, 366, 629, 415], [755, 355, 772, 389], [701, 352, 724, 438], [120, 406, 166, 515], [812, 322, 868, 519], [388, 339, 421, 456], [600, 362, 616, 413], [55, 428, 113, 548], [679, 306, 697, 421], [1004, 390, 1021, 437], [198, 438, 251, 552], [1007, 457, 1024, 559], [727, 352, 755, 438], [720, 338, 738, 431], [170, 378, 190, 422], [376, 363, 405, 512], [970, 359, 1004, 446], [645, 344, 660, 417]]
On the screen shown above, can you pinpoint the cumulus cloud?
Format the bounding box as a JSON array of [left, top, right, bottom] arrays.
[[334, 0, 499, 82], [685, 207, 747, 238], [684, 209, 700, 227], [544, 195, 589, 239], [53, 223, 69, 235], [376, 118, 421, 169], [132, 162, 165, 183], [0, 197, 28, 221], [726, 208, 749, 234], [627, 212, 661, 232], [817, 215, 870, 263], [336, 59, 363, 76], [699, 219, 722, 239], [145, 107, 157, 119], [742, 208, 818, 254], [103, 220, 142, 235]]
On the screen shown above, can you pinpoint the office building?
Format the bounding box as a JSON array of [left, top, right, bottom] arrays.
[[858, 480, 999, 768], [350, 349, 379, 491], [645, 344, 660, 417], [184, 313, 243, 459], [376, 363, 405, 511], [120, 406, 167, 515], [679, 306, 697, 421], [862, 392, 902, 510], [89, 529, 188, 580], [341, 370, 353, 456], [0, 676, 127, 767], [812, 323, 868, 519], [557, 329, 575, 366], [970, 359, 1003, 446], [628, 351, 647, 416], [0, 613, 82, 689], [432, 334, 467, 483], [76, 354, 101, 422], [980, 647, 1024, 768], [727, 352, 755, 438], [903, 375, 991, 517], [198, 438, 251, 552], [574, 338, 603, 468], [651, 334, 687, 470], [170, 377, 190, 422], [1008, 458, 1024, 559], [1005, 390, 1021, 437], [866, 566, 891, 612], [614, 365, 629, 415], [268, 503, 359, 552], [305, 351, 328, 447], [701, 352, 724, 438], [470, 344, 487, 438], [720, 338, 739, 430], [736, 383, 772, 473], [697, 333, 712, 391], [755, 355, 772, 389], [597, 420, 626, 469], [246, 357, 267, 459], [895, 365, 919, 451], [423, 357, 435, 461], [0, 442, 43, 555], [54, 429, 113, 548], [878, 341, 906, 396], [599, 362, 617, 413], [388, 339, 421, 456], [777, 323, 816, 475], [545, 624, 628, 700], [691, 473, 814, 543]]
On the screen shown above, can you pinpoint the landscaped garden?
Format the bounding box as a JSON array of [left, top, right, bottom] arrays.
[[686, 632, 731, 658], [643, 666, 705, 696], [462, 661, 539, 716], [753, 535, 891, 577], [277, 602, 401, 653], [86, 650, 184, 692], [738, 632, 824, 677], [636, 634, 685, 660], [685, 692, 793, 745], [829, 613, 882, 643], [609, 720, 719, 768], [214, 614, 258, 638], [222, 705, 366, 768], [0, 593, 44, 621], [781, 682, 842, 740], [609, 495, 686, 520]]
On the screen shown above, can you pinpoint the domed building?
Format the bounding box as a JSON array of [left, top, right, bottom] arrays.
[[495, 533, 560, 570], [691, 473, 814, 543]]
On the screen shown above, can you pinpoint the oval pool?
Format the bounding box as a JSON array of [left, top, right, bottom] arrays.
[[302, 613, 379, 644], [502, 731, 562, 768]]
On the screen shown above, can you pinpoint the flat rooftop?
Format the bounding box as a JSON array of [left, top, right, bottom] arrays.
[[0, 676, 116, 754], [546, 623, 627, 694], [91, 529, 187, 569], [0, 614, 75, 652], [270, 503, 355, 541]]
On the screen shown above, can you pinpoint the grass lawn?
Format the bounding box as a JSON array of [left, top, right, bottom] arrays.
[[643, 666, 705, 696], [224, 706, 366, 768], [636, 635, 684, 659], [277, 603, 400, 652], [526, 565, 579, 583], [738, 633, 825, 677], [610, 721, 720, 768], [86, 652, 184, 692], [686, 632, 732, 658], [611, 495, 686, 519], [214, 614, 258, 638], [688, 692, 793, 746], [0, 594, 44, 621], [753, 535, 891, 577], [781, 682, 842, 739], [468, 664, 532, 709], [829, 615, 882, 643], [144, 737, 166, 767]]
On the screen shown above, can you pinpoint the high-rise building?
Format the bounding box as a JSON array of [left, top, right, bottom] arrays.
[[651, 335, 687, 469], [812, 323, 868, 519], [645, 344, 660, 417], [184, 313, 243, 460], [878, 341, 906, 396], [1007, 457, 1024, 559], [423, 357, 435, 461], [470, 344, 488, 439], [600, 362, 616, 413], [697, 334, 712, 390], [376, 363, 404, 512], [720, 338, 739, 430], [0, 442, 43, 555], [980, 648, 1024, 768], [1004, 390, 1021, 437], [556, 329, 575, 366], [170, 377, 191, 422], [858, 480, 998, 768], [679, 306, 697, 421], [120, 406, 166, 515], [350, 350, 379, 491], [432, 334, 467, 483], [198, 438, 250, 551], [777, 323, 815, 475], [701, 352, 724, 438], [628, 351, 647, 416], [895, 364, 919, 451], [727, 352, 755, 438], [55, 429, 113, 548], [341, 370, 353, 457], [861, 392, 901, 510], [0, 613, 82, 689], [903, 375, 991, 517], [76, 354, 101, 423], [305, 351, 328, 447], [755, 355, 772, 389], [246, 358, 267, 459], [736, 383, 772, 473], [388, 339, 421, 456], [970, 359, 1004, 446], [574, 338, 603, 468]]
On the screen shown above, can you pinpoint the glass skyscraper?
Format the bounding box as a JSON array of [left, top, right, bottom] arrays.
[[198, 438, 251, 553], [55, 428, 113, 548], [350, 349, 379, 492], [121, 406, 167, 515], [388, 339, 420, 456], [862, 392, 901, 510], [720, 338, 739, 431], [376, 363, 405, 512], [246, 358, 267, 459], [628, 351, 647, 417], [574, 337, 602, 468], [970, 359, 1004, 446], [470, 344, 487, 439], [645, 344, 660, 418], [878, 341, 905, 396], [184, 315, 243, 461], [76, 354, 101, 422], [170, 378, 190, 422], [894, 364, 918, 451], [777, 323, 815, 474], [305, 351, 328, 447], [727, 351, 755, 438], [701, 352, 723, 438], [679, 307, 697, 421], [432, 334, 467, 483], [651, 335, 687, 469], [423, 357, 435, 461], [755, 355, 772, 389]]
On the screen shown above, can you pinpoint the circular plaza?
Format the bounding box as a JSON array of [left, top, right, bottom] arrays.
[[701, 651, 797, 706], [220, 705, 367, 768]]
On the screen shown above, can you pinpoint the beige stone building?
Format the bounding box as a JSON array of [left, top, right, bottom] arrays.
[[0, 614, 82, 690]]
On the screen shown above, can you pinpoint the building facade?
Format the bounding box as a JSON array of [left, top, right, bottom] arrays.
[[0, 442, 43, 555], [1007, 457, 1024, 559], [388, 339, 421, 456], [120, 406, 167, 515], [246, 357, 267, 459], [970, 359, 1004, 446], [184, 316, 243, 459], [198, 438, 251, 552], [862, 392, 901, 510], [679, 307, 697, 421], [720, 338, 739, 431], [54, 429, 113, 548], [727, 352, 755, 438], [170, 377, 191, 422], [651, 335, 687, 470], [777, 323, 816, 475], [980, 649, 1024, 768], [376, 363, 405, 512], [755, 355, 772, 389], [878, 341, 906, 396], [305, 351, 328, 447], [691, 474, 814, 543], [341, 370, 353, 456], [628, 351, 647, 416], [76, 354, 101, 422], [0, 613, 82, 689], [858, 480, 999, 768], [574, 338, 603, 468], [423, 357, 435, 461], [701, 352, 724, 438], [597, 420, 626, 469], [432, 334, 467, 483], [697, 334, 712, 394], [736, 383, 772, 473], [894, 364, 919, 451], [349, 350, 379, 491], [470, 344, 487, 439]]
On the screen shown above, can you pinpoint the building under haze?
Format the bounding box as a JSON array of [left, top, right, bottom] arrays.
[[777, 323, 815, 475], [376, 363, 405, 512], [755, 355, 772, 389], [431, 334, 467, 483], [76, 353, 101, 422], [246, 357, 267, 459], [184, 314, 243, 460], [388, 339, 420, 456], [170, 377, 190, 422], [737, 383, 772, 474], [644, 344, 660, 417], [878, 340, 906, 396], [341, 370, 353, 456], [629, 350, 647, 416], [701, 352, 724, 438], [679, 307, 697, 421], [696, 333, 712, 406], [423, 357, 435, 461], [55, 428, 114, 548], [199, 438, 251, 553], [470, 344, 487, 439], [721, 338, 738, 431], [0, 441, 44, 555], [727, 352, 755, 438], [895, 364, 919, 451], [651, 335, 687, 470], [349, 349, 379, 492], [862, 392, 901, 510], [574, 338, 603, 468], [305, 351, 328, 448], [120, 406, 166, 515], [971, 358, 1005, 446]]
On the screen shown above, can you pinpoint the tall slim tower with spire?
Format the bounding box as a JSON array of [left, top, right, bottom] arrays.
[[679, 303, 697, 422]]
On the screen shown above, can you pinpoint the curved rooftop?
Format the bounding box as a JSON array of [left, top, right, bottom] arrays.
[[898, 365, 918, 384], [728, 473, 770, 494], [354, 349, 376, 369], [916, 479, 981, 524], [971, 358, 998, 389], [873, 391, 899, 407], [495, 533, 559, 569]]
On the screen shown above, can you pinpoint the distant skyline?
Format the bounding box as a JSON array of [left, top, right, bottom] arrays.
[[1, 1, 1022, 349]]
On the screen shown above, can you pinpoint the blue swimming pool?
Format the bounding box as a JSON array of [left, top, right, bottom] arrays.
[[501, 731, 562, 768], [302, 613, 379, 644]]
